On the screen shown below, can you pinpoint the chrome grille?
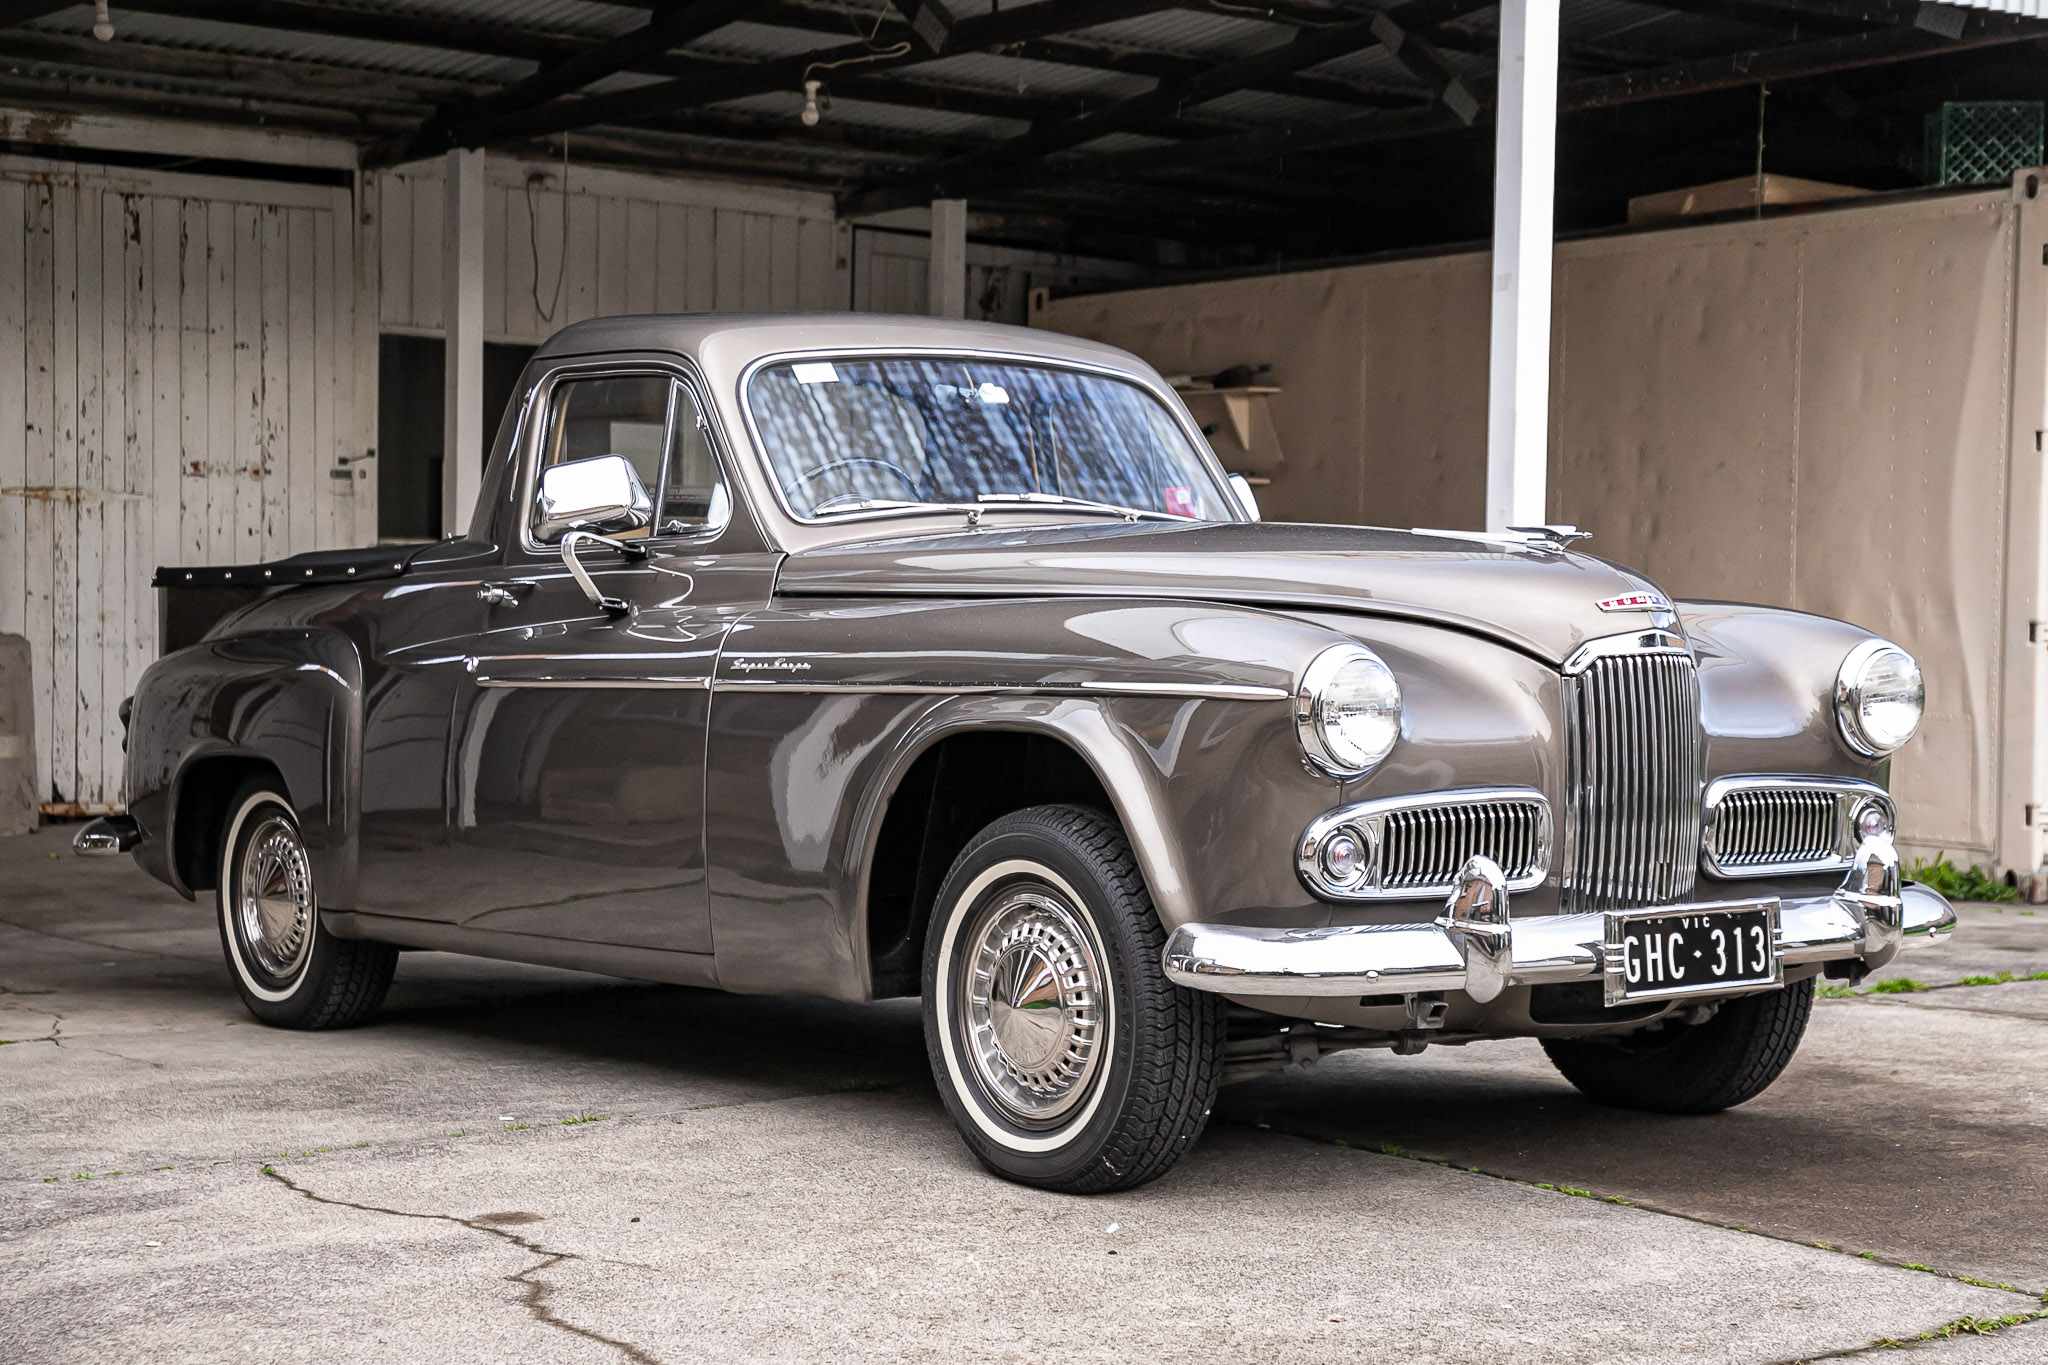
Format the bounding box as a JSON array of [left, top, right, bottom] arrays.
[[1379, 798, 1546, 893], [1566, 650, 1703, 911], [1714, 788, 1837, 868]]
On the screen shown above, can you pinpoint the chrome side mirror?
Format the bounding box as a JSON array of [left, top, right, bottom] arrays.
[[535, 454, 653, 543], [1228, 473, 1261, 522]]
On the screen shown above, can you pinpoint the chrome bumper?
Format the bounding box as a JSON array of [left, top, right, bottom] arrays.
[[1163, 834, 1954, 1000], [72, 814, 142, 857]]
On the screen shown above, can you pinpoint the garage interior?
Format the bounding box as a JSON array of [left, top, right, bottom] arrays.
[[0, 0, 2046, 874]]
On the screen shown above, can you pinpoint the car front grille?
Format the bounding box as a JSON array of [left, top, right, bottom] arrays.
[[1565, 649, 1703, 911], [1711, 787, 1838, 868], [1378, 797, 1548, 894]]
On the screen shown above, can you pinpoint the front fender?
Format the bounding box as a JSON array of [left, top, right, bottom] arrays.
[[703, 596, 1355, 1001], [126, 628, 363, 901], [1679, 600, 1887, 782]]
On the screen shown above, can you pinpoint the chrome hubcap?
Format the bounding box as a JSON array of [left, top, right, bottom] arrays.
[[959, 886, 1106, 1128], [237, 815, 314, 980]]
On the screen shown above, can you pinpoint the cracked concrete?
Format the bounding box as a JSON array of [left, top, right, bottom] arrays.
[[4, 822, 2047, 1363]]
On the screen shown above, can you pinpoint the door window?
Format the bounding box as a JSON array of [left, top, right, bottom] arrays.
[[531, 373, 729, 542]]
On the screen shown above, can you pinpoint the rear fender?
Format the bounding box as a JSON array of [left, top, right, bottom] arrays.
[[126, 628, 363, 901]]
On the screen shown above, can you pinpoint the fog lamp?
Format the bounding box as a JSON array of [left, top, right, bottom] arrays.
[[1320, 828, 1368, 886], [1853, 799, 1893, 842]]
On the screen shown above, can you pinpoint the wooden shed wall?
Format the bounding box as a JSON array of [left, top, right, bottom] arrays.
[[0, 158, 364, 809]]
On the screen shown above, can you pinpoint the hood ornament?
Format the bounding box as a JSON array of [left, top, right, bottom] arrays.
[[1595, 590, 1673, 613], [1506, 524, 1590, 549]]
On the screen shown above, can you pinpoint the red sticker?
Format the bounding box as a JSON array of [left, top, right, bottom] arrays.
[[1163, 485, 1195, 517]]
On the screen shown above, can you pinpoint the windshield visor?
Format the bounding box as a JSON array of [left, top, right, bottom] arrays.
[[746, 356, 1235, 521]]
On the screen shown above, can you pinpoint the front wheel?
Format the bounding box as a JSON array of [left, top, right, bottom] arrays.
[[216, 780, 397, 1029], [922, 804, 1224, 1193], [1541, 977, 1815, 1114]]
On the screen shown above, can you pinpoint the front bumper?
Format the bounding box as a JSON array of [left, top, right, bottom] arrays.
[[1162, 835, 1954, 1001]]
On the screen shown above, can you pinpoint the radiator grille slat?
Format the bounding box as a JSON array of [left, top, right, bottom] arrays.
[[1567, 651, 1703, 911], [1717, 788, 1838, 867], [1379, 799, 1545, 892]]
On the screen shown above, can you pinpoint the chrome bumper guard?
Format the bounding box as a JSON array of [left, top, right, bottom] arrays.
[[72, 814, 142, 857], [1162, 832, 1955, 1000]]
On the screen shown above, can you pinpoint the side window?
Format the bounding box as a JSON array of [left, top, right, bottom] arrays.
[[657, 384, 728, 536], [530, 373, 728, 543]]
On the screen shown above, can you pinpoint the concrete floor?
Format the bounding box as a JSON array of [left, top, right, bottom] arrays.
[[3, 822, 2046, 1364]]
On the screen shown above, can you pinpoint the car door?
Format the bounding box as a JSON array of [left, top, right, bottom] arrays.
[[440, 361, 779, 955]]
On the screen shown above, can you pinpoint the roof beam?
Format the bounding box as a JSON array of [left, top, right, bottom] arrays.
[[945, 8, 2047, 196], [392, 0, 758, 161], [840, 0, 1486, 217], [452, 0, 1190, 148]]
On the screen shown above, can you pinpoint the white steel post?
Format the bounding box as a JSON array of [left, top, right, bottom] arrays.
[[442, 146, 486, 538], [1484, 0, 1560, 531], [928, 197, 967, 319]]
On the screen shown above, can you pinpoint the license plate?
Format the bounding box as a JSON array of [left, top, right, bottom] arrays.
[[1603, 900, 1782, 1006]]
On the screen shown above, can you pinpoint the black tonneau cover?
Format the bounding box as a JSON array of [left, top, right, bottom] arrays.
[[151, 543, 428, 589]]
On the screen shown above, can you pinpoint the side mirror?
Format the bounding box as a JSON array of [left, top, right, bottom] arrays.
[[535, 454, 653, 543], [1228, 473, 1261, 522]]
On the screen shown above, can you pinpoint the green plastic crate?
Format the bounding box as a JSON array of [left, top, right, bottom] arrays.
[[1926, 102, 2045, 186]]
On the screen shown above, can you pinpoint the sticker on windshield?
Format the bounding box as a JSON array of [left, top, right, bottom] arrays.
[[1163, 485, 1195, 517], [976, 382, 1010, 405], [792, 362, 839, 385]]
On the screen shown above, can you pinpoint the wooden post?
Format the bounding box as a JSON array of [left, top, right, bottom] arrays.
[[442, 147, 485, 538], [1484, 0, 1559, 531], [928, 198, 967, 319]]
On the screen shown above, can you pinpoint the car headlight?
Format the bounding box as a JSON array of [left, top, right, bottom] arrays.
[[1835, 639, 1924, 757], [1296, 644, 1402, 778]]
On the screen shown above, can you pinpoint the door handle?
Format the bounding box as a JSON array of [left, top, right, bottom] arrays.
[[477, 581, 533, 607]]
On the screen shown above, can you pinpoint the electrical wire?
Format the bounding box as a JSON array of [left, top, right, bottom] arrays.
[[527, 134, 569, 326]]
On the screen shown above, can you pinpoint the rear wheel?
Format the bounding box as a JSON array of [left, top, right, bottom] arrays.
[[923, 804, 1224, 1194], [1541, 977, 1815, 1114], [216, 780, 396, 1029]]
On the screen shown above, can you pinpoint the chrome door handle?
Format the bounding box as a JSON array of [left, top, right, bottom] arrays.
[[477, 581, 532, 607]]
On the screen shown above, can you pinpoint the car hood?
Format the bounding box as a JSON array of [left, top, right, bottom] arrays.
[[775, 521, 1672, 667]]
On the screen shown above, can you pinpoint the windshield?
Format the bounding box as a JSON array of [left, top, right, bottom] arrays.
[[746, 355, 1236, 521]]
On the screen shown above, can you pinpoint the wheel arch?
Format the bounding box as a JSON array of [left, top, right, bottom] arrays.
[[853, 700, 1192, 1000]]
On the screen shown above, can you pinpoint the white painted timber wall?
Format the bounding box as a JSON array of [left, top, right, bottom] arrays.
[[851, 226, 1146, 324], [372, 157, 847, 344], [0, 157, 365, 808]]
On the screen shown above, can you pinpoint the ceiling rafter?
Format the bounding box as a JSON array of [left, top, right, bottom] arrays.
[[386, 0, 760, 163], [841, 0, 1490, 217], [834, 6, 2047, 211], [443, 0, 1195, 150]]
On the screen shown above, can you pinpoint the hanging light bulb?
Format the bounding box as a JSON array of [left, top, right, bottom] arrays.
[[92, 0, 115, 41], [801, 79, 823, 128]]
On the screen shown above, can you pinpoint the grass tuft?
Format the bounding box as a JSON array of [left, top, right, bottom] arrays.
[[1907, 854, 2018, 903], [1870, 978, 1928, 994], [1815, 983, 1858, 999], [559, 1114, 609, 1126]]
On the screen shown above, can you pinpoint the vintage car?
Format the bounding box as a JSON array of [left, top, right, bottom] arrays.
[[78, 313, 1953, 1193]]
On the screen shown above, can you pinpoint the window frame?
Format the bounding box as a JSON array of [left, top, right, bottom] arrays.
[[735, 347, 1243, 529], [514, 359, 734, 556]]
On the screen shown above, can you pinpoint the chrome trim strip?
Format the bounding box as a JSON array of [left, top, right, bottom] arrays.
[[712, 679, 1288, 700], [1561, 628, 1688, 676], [475, 678, 711, 689], [1700, 775, 1892, 878], [468, 671, 1286, 700], [1297, 786, 1551, 902]]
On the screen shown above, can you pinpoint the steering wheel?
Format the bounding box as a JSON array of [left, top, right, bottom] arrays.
[[787, 457, 921, 512]]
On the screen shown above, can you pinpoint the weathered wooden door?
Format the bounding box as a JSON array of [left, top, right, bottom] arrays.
[[0, 158, 365, 810]]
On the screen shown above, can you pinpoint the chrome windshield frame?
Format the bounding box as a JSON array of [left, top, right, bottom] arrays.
[[733, 346, 1245, 530]]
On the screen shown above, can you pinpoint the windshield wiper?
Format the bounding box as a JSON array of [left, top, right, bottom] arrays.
[[810, 498, 985, 523], [973, 492, 1190, 523]]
